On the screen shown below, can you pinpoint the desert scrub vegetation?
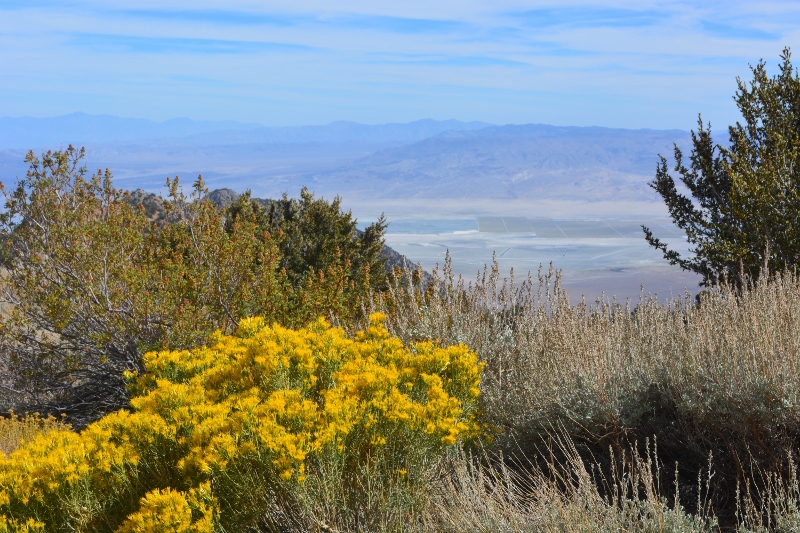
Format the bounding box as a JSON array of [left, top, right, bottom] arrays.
[[373, 255, 800, 529], [0, 313, 483, 532], [5, 192, 800, 531], [423, 437, 721, 533]]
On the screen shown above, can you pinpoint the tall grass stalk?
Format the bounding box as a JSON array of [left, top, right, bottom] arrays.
[[422, 435, 717, 533], [0, 413, 67, 455]]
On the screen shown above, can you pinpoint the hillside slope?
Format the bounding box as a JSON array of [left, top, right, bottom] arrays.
[[304, 124, 692, 202]]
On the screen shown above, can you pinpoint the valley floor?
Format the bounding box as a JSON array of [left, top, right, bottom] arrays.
[[370, 213, 700, 304]]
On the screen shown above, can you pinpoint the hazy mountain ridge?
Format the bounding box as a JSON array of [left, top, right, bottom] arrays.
[[305, 124, 693, 202], [0, 114, 492, 150], [0, 113, 263, 149], [180, 119, 493, 145]]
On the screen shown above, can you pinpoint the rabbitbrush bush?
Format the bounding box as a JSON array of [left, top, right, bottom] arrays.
[[0, 313, 484, 532]]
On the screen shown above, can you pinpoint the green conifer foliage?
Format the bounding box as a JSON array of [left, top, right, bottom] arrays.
[[226, 187, 389, 293], [645, 48, 800, 287]]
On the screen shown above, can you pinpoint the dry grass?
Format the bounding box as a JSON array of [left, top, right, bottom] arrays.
[[421, 437, 717, 533], [0, 412, 68, 455], [376, 256, 800, 529]]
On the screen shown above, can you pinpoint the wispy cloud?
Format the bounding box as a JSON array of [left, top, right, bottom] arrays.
[[115, 9, 309, 27], [68, 33, 316, 55], [1, 0, 78, 8], [111, 8, 471, 35], [701, 21, 780, 41], [372, 53, 529, 68], [512, 7, 664, 29], [332, 14, 470, 34]]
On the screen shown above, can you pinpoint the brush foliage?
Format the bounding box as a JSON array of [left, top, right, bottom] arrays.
[[0, 147, 379, 427]]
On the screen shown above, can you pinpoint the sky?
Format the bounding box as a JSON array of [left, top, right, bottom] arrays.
[[1, 1, 799, 130]]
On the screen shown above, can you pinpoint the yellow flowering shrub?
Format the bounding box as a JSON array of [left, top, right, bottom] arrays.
[[0, 413, 136, 530], [115, 484, 215, 533], [0, 313, 483, 532]]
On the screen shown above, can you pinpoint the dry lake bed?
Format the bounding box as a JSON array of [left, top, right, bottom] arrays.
[[365, 214, 701, 306]]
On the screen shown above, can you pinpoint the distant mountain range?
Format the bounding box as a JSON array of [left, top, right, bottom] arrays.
[[0, 113, 262, 148], [0, 113, 692, 207], [0, 113, 491, 149], [181, 119, 493, 145], [306, 124, 692, 202]]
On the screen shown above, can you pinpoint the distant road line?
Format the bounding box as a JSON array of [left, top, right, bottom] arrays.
[[551, 219, 568, 238], [590, 249, 627, 260], [603, 221, 626, 237]]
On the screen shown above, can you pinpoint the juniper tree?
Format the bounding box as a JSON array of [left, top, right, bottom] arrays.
[[644, 48, 800, 287], [226, 187, 389, 293]]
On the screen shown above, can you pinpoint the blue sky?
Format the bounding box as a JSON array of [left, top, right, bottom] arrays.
[[1, 1, 799, 129]]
